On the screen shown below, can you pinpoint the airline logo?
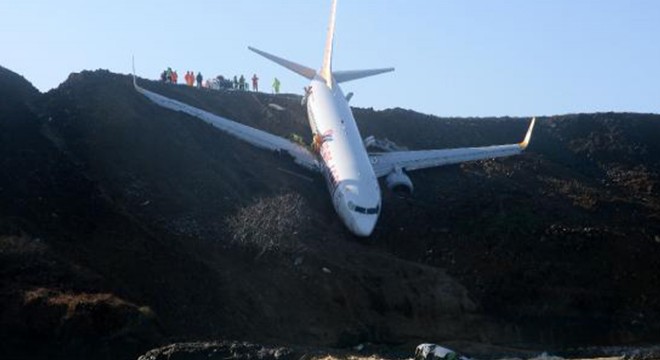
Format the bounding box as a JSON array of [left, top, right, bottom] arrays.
[[319, 129, 339, 187], [321, 129, 334, 143]]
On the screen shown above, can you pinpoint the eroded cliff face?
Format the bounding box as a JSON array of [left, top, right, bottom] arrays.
[[1, 67, 659, 360]]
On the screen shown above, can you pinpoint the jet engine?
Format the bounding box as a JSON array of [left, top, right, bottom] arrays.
[[385, 167, 414, 194]]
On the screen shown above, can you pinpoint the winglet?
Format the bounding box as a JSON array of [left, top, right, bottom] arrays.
[[131, 55, 138, 88], [519, 117, 536, 150]]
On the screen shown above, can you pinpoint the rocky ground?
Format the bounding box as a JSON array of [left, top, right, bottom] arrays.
[[136, 340, 660, 360], [1, 66, 659, 359]]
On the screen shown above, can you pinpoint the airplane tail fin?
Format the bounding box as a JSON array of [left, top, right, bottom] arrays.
[[248, 46, 317, 80], [250, 1, 393, 87], [322, 1, 394, 85], [320, 0, 338, 88]]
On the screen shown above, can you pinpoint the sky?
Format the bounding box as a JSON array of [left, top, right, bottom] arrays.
[[1, 0, 659, 117]]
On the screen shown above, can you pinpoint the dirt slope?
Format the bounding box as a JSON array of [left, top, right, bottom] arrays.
[[1, 67, 659, 359]]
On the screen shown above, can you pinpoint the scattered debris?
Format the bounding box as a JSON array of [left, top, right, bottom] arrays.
[[363, 135, 408, 152], [415, 343, 470, 360], [268, 103, 285, 111], [529, 352, 564, 360]]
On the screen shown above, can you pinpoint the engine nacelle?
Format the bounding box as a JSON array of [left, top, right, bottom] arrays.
[[385, 167, 414, 194]]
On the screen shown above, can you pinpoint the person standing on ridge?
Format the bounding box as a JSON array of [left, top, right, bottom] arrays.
[[196, 72, 203, 88], [252, 73, 259, 92], [239, 75, 246, 91], [172, 70, 178, 84], [272, 77, 281, 94]]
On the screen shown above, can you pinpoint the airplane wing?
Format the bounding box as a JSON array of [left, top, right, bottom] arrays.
[[133, 78, 320, 172], [369, 118, 536, 177]]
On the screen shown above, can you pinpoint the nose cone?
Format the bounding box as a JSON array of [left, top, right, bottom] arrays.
[[350, 215, 377, 237]]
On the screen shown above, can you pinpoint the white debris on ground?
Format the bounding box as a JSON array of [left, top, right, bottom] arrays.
[[527, 354, 624, 360], [415, 343, 470, 360], [268, 103, 286, 111], [528, 353, 566, 360], [414, 345, 629, 360], [363, 135, 408, 152]]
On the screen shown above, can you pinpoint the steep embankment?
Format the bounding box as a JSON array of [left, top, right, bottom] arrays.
[[357, 109, 660, 346], [2, 69, 493, 359], [41, 70, 490, 344], [140, 75, 660, 346], [0, 67, 165, 359], [1, 67, 659, 359]]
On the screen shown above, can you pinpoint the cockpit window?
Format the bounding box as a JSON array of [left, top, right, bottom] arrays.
[[347, 201, 379, 215]]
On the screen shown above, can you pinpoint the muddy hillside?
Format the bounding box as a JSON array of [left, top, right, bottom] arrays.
[[1, 67, 659, 360]]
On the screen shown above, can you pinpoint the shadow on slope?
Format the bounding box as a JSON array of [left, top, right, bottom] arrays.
[[1, 67, 164, 359], [2, 67, 660, 359], [2, 69, 492, 357]]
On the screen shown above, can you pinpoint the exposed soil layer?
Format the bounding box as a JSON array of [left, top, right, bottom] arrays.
[[1, 67, 659, 359]]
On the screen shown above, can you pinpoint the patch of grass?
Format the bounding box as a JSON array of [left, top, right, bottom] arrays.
[[226, 192, 310, 257]]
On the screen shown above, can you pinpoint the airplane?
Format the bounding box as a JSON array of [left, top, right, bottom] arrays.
[[133, 0, 536, 237]]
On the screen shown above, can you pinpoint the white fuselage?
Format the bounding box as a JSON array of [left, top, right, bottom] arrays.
[[306, 75, 381, 236]]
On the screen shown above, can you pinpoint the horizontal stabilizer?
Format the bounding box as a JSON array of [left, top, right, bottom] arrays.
[[334, 68, 395, 84], [248, 46, 317, 80]]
